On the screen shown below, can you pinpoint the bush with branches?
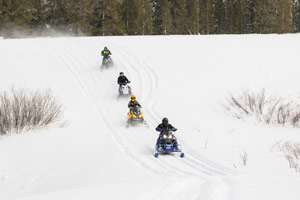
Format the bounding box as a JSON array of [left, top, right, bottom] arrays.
[[273, 141, 300, 172], [224, 89, 300, 127], [0, 88, 64, 134]]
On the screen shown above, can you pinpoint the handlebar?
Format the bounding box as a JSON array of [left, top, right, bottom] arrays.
[[120, 81, 130, 86], [157, 128, 177, 132]]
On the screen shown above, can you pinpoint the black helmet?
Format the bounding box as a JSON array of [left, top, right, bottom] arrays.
[[162, 117, 168, 124], [104, 46, 108, 50], [120, 72, 124, 76]]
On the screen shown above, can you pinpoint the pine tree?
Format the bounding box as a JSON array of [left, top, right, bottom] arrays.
[[254, 0, 268, 33], [153, 0, 172, 35], [244, 0, 256, 33], [254, 0, 293, 33], [214, 0, 226, 34], [226, 0, 234, 33], [0, 0, 39, 37], [90, 0, 124, 36], [122, 0, 143, 35], [186, 0, 199, 34], [235, 0, 246, 34], [140, 0, 153, 35], [28, 0, 46, 34], [254, 0, 277, 33], [170, 0, 188, 34], [66, 0, 93, 35], [274, 0, 293, 33], [199, 0, 216, 34], [44, 0, 69, 31], [226, 0, 246, 34], [293, 0, 300, 32]]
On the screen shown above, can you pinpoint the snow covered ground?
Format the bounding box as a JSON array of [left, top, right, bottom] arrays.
[[0, 35, 300, 200]]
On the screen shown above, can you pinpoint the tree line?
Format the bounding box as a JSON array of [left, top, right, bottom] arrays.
[[0, 0, 299, 38]]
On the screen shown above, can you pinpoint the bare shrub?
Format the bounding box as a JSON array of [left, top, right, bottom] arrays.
[[285, 155, 299, 172], [224, 89, 300, 128], [239, 151, 248, 166], [274, 141, 300, 172], [0, 88, 64, 134]]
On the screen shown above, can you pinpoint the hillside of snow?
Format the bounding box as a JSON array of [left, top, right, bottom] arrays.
[[0, 35, 300, 200]]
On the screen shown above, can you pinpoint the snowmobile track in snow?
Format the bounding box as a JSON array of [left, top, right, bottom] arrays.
[[46, 40, 238, 200]]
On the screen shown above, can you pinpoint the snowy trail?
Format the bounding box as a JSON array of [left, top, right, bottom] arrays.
[[39, 39, 238, 199]]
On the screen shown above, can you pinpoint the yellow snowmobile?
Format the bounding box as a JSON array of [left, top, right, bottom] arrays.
[[126, 106, 148, 127]]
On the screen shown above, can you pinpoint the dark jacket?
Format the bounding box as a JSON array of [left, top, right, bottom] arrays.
[[156, 123, 177, 133], [128, 101, 141, 109], [118, 76, 130, 85], [101, 50, 111, 57]]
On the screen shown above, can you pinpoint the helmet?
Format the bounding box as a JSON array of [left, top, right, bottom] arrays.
[[120, 72, 124, 76], [162, 117, 168, 124], [104, 46, 108, 50], [131, 95, 136, 101]]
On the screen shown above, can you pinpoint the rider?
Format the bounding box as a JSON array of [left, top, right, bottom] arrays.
[[156, 118, 177, 136], [101, 46, 112, 64], [155, 118, 178, 148], [128, 95, 142, 111], [118, 72, 130, 91]]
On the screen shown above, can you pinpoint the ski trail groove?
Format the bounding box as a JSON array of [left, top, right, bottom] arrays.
[[49, 43, 173, 176], [45, 40, 237, 200]]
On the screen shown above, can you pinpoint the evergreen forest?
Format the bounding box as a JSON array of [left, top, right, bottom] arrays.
[[0, 0, 299, 38]]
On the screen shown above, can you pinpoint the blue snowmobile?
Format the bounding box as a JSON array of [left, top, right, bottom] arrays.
[[154, 129, 184, 158]]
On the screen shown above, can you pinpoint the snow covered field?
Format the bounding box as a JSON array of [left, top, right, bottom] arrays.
[[0, 35, 300, 200]]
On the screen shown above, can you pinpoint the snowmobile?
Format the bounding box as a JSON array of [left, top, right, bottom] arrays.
[[154, 130, 184, 158], [126, 106, 149, 127], [118, 83, 132, 98], [101, 56, 114, 70]]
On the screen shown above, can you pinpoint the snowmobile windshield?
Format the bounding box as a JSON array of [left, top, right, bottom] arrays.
[[132, 106, 140, 114]]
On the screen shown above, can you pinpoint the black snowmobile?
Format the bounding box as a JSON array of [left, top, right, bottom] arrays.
[[101, 56, 114, 70]]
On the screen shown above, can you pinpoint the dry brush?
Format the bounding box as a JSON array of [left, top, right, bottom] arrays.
[[224, 89, 300, 128], [0, 88, 64, 134], [274, 141, 300, 172]]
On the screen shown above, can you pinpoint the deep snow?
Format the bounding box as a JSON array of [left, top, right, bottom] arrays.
[[0, 35, 300, 200]]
